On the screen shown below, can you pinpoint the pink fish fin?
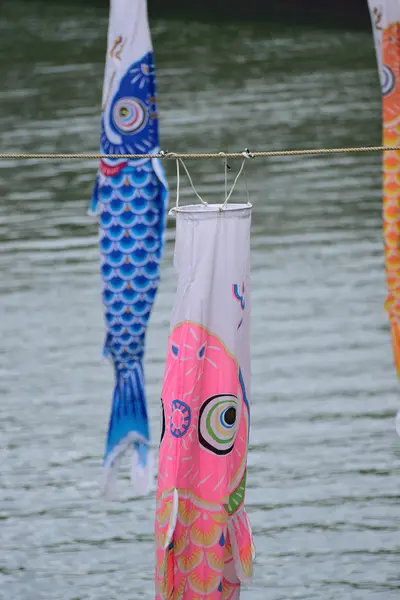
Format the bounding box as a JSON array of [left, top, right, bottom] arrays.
[[228, 508, 255, 584], [221, 527, 241, 600], [155, 488, 179, 599]]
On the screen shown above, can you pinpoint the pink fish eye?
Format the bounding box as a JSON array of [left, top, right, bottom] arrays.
[[198, 394, 239, 455]]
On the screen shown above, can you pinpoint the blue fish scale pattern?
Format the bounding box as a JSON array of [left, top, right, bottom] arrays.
[[99, 161, 164, 376]]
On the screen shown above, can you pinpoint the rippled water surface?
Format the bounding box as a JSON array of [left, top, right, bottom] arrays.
[[1, 1, 399, 599]]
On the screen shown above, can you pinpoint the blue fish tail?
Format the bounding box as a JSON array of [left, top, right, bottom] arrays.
[[102, 360, 152, 497]]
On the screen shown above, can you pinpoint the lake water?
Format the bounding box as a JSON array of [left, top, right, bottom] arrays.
[[0, 1, 399, 599]]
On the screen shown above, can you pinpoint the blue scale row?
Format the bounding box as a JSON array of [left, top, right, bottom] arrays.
[[99, 182, 159, 204], [99, 221, 157, 241], [100, 249, 159, 270], [100, 234, 160, 255], [103, 289, 157, 311], [105, 308, 148, 324], [99, 193, 159, 216], [100, 209, 160, 228], [101, 261, 160, 283], [99, 168, 154, 191], [107, 341, 144, 358]]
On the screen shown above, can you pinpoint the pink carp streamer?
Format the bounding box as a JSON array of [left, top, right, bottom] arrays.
[[368, 1, 400, 431], [155, 203, 255, 599]]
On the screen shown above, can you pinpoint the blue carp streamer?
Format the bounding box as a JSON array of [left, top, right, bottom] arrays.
[[90, 49, 168, 496]]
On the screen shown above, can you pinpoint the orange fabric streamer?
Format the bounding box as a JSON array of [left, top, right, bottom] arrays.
[[382, 21, 400, 378]]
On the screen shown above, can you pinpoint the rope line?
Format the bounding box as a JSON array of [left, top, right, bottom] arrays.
[[0, 144, 399, 160]]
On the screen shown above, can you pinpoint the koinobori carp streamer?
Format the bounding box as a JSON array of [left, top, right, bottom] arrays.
[[155, 199, 255, 599], [368, 0, 400, 432], [90, 0, 168, 496]]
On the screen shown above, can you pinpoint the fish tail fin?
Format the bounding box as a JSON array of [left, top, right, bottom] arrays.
[[228, 508, 255, 585], [101, 360, 152, 498]]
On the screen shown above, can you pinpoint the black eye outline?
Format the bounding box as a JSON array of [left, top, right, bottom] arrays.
[[160, 398, 165, 443], [112, 97, 148, 135], [198, 394, 239, 455]]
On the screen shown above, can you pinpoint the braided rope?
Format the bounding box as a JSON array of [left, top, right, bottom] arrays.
[[0, 145, 399, 160]]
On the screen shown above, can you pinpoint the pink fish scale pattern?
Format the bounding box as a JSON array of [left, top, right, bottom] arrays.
[[155, 322, 254, 599]]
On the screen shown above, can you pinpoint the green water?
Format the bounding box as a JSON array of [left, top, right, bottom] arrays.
[[0, 1, 399, 599]]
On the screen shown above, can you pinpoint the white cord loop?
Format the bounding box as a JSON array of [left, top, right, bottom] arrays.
[[168, 155, 208, 216], [219, 148, 253, 211], [167, 156, 180, 215], [218, 152, 231, 202], [220, 159, 246, 211]]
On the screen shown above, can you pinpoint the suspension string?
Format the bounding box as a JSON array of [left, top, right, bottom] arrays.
[[175, 157, 180, 210], [243, 150, 253, 206], [219, 149, 255, 211], [177, 158, 207, 207], [244, 165, 251, 206], [168, 154, 208, 215], [220, 160, 246, 210], [219, 152, 230, 201], [225, 157, 228, 201]]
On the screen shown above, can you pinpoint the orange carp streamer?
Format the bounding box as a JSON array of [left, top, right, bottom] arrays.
[[382, 22, 400, 378], [369, 2, 400, 388]]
